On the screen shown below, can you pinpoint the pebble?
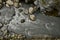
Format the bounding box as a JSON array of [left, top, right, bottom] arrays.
[[29, 7, 34, 14], [11, 34, 25, 39], [6, 0, 13, 6], [24, 9, 29, 15], [11, 34, 15, 37], [33, 6, 37, 12], [6, 4, 10, 7], [13, 2, 19, 8], [25, 0, 28, 3], [19, 3, 22, 7], [29, 15, 36, 21]]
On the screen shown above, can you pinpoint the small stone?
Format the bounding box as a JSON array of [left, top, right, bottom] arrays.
[[29, 7, 34, 14], [6, 4, 10, 7], [25, 0, 28, 3], [33, 6, 37, 12], [29, 15, 36, 21], [14, 0, 19, 3], [0, 0, 2, 3], [6, 0, 13, 6], [11, 34, 15, 37], [13, 2, 19, 8], [19, 3, 22, 7], [3, 30, 7, 35], [34, 0, 37, 5], [24, 9, 29, 15], [21, 19, 25, 23], [0, 4, 2, 9]]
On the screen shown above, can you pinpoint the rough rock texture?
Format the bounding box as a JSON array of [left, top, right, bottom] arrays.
[[0, 7, 15, 37], [7, 3, 60, 38], [0, 0, 60, 40]]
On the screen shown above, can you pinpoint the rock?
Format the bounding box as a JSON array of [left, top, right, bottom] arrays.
[[6, 4, 10, 7], [0, 4, 2, 9], [0, 7, 15, 24], [28, 6, 37, 14], [34, 0, 37, 5], [11, 34, 15, 37], [13, 0, 19, 3], [33, 6, 37, 12], [13, 2, 19, 8], [17, 34, 24, 39], [29, 15, 36, 21], [19, 3, 22, 7], [0, 0, 2, 3], [29, 7, 34, 14], [24, 9, 29, 15], [25, 0, 28, 3], [6, 0, 13, 6]]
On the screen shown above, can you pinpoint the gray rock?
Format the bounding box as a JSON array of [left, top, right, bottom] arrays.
[[0, 7, 15, 24], [8, 5, 60, 37]]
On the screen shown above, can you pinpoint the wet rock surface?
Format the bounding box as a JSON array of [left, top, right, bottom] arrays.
[[0, 0, 60, 40], [7, 3, 60, 38], [0, 7, 15, 37]]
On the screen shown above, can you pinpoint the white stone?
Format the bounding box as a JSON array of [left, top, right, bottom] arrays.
[[24, 9, 28, 15], [14, 2, 19, 8], [29, 7, 34, 14], [6, 4, 10, 7], [14, 0, 19, 2], [29, 15, 36, 21], [6, 0, 13, 6]]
